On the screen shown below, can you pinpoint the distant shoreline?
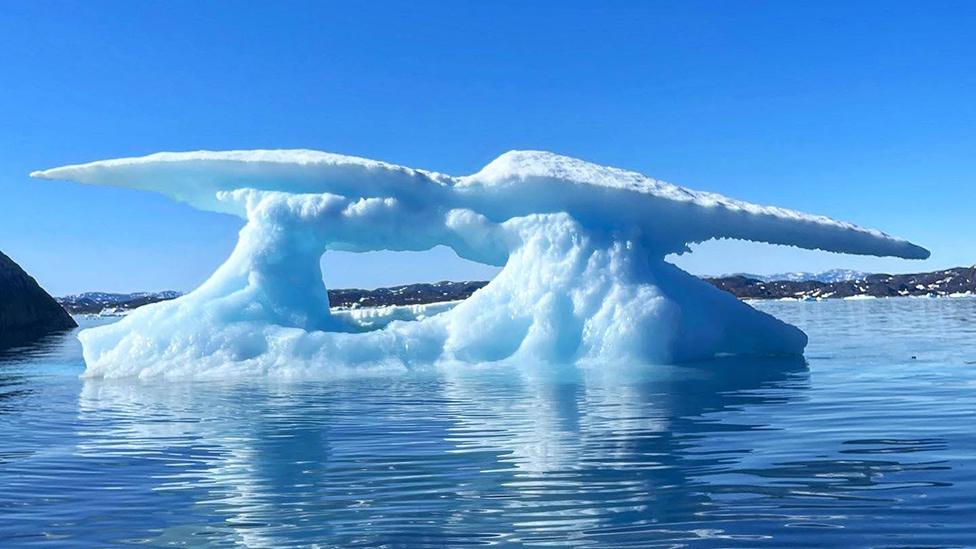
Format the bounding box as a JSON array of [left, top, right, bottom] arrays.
[[58, 266, 976, 317], [704, 266, 975, 301]]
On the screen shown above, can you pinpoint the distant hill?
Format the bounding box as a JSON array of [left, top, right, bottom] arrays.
[[60, 266, 976, 318], [58, 291, 182, 315], [0, 250, 77, 350], [720, 269, 869, 284], [706, 266, 976, 300], [328, 281, 489, 309], [57, 282, 490, 315]]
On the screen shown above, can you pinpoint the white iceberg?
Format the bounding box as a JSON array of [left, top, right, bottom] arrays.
[[32, 150, 928, 379]]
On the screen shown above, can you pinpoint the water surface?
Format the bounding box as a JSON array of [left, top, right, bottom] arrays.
[[1, 298, 975, 547]]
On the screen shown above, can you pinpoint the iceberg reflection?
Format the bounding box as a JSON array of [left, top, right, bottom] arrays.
[[74, 356, 807, 546]]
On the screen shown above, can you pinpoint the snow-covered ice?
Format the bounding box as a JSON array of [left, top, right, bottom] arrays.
[[32, 150, 929, 379]]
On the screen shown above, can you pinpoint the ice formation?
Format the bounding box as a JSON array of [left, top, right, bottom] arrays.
[[32, 150, 928, 378]]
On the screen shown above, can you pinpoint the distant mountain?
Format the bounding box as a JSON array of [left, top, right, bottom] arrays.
[[706, 266, 976, 300], [60, 266, 976, 319], [58, 291, 183, 315], [328, 281, 489, 309], [58, 282, 490, 316], [724, 269, 869, 283], [0, 250, 77, 350]]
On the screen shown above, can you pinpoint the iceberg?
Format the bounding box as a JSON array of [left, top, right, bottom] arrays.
[[32, 150, 928, 379]]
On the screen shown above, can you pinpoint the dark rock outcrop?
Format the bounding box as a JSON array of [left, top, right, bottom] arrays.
[[0, 250, 76, 350]]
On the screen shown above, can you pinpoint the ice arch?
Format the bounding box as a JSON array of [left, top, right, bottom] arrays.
[[32, 150, 928, 379]]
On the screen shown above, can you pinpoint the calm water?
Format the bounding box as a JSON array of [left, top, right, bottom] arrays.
[[1, 298, 975, 547]]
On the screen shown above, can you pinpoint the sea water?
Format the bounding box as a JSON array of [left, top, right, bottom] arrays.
[[1, 297, 974, 547]]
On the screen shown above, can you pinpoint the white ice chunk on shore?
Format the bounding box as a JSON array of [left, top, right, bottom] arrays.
[[32, 150, 929, 379]]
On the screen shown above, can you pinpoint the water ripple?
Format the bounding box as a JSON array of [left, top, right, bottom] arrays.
[[0, 301, 975, 546]]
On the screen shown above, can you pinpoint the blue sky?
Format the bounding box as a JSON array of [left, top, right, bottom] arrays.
[[0, 1, 973, 295]]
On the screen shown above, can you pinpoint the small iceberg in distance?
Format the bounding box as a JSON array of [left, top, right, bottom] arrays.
[[31, 150, 929, 379]]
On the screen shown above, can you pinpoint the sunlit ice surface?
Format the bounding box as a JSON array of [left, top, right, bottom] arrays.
[[1, 298, 975, 547], [32, 150, 928, 377]]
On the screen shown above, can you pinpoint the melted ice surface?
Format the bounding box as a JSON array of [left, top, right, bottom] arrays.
[[32, 150, 928, 378]]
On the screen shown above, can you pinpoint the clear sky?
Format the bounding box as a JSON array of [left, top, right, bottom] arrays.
[[0, 1, 973, 296]]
